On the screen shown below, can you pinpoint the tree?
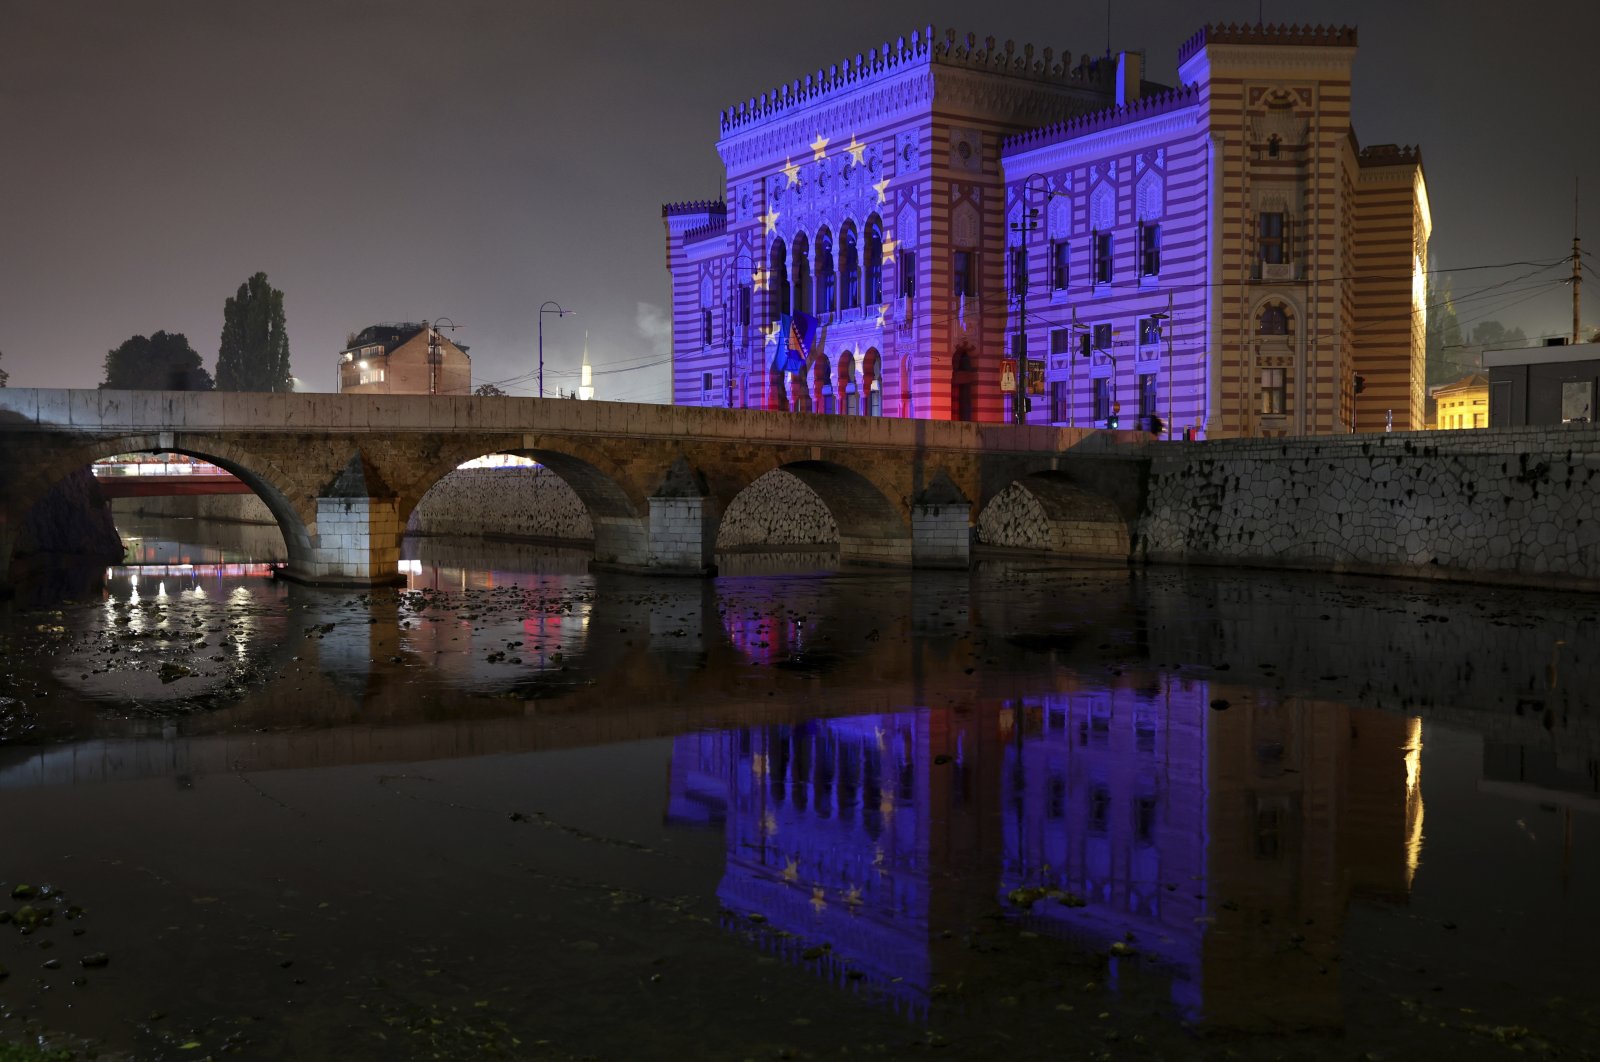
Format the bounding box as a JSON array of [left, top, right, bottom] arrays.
[[1468, 320, 1526, 351], [100, 331, 214, 391], [0, 349, 8, 388], [1425, 276, 1469, 388], [216, 272, 291, 392], [473, 383, 507, 397]]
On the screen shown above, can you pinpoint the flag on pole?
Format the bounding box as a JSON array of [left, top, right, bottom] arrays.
[[769, 313, 818, 374]]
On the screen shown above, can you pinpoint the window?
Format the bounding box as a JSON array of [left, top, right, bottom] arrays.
[[1267, 135, 1281, 158], [1258, 304, 1289, 335], [842, 230, 860, 310], [1049, 328, 1071, 358], [359, 368, 385, 386], [1094, 232, 1113, 284], [899, 250, 917, 298], [953, 250, 976, 298], [1050, 379, 1071, 422], [1089, 786, 1111, 834], [1259, 212, 1284, 264], [770, 240, 789, 324], [738, 285, 751, 327], [1261, 367, 1286, 414], [1093, 323, 1113, 351], [817, 236, 836, 314], [1051, 240, 1069, 289], [865, 223, 884, 304], [1010, 246, 1028, 297], [702, 371, 713, 391], [1135, 796, 1157, 843], [1139, 373, 1157, 417], [1093, 377, 1111, 421], [701, 309, 713, 346], [1139, 223, 1161, 276], [1139, 316, 1162, 347]]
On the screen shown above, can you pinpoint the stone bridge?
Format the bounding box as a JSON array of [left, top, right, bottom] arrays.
[[0, 389, 1148, 587]]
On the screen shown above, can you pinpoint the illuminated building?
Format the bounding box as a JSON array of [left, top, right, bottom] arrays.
[[663, 23, 1429, 436], [1429, 372, 1489, 429], [337, 322, 471, 395]]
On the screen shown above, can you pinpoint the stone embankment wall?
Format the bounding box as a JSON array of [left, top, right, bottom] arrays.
[[1137, 424, 1600, 590], [715, 470, 837, 548], [975, 481, 1128, 557], [405, 467, 594, 542], [112, 495, 275, 523]]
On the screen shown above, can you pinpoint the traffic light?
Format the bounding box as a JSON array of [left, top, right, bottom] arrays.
[[1353, 373, 1367, 395]]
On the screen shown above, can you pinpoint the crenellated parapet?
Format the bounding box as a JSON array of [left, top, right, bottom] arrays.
[[1357, 143, 1423, 168], [683, 215, 729, 245], [662, 199, 728, 218], [720, 25, 1113, 135], [1178, 22, 1357, 64], [1001, 83, 1202, 156]]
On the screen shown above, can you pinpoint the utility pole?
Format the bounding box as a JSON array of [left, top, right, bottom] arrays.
[[1573, 178, 1582, 345]]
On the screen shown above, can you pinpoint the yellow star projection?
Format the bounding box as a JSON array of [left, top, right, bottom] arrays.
[[750, 266, 767, 293], [810, 887, 828, 913], [872, 178, 890, 204], [874, 304, 890, 329], [845, 135, 866, 166], [762, 208, 780, 236], [764, 322, 780, 346], [810, 133, 829, 161], [880, 235, 897, 264], [782, 156, 801, 187], [844, 885, 863, 907], [782, 857, 800, 883]]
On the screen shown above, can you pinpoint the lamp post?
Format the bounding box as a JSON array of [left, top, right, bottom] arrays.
[[727, 254, 756, 409], [538, 302, 576, 399], [1008, 174, 1056, 426], [423, 317, 460, 396], [1149, 293, 1173, 438]]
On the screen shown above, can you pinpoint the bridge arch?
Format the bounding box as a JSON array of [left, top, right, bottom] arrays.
[[398, 440, 651, 569], [975, 471, 1132, 560], [3, 432, 314, 580], [715, 460, 909, 567]]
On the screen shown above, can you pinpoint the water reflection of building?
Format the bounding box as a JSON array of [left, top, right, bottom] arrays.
[[668, 708, 1003, 1014], [668, 684, 1420, 1029]]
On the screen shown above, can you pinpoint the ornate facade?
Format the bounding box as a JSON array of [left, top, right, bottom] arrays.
[[664, 23, 1429, 437]]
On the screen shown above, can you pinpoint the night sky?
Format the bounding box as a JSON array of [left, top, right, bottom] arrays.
[[6, 0, 1597, 400]]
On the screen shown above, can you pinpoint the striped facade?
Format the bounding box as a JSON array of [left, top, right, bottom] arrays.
[[664, 23, 1428, 439]]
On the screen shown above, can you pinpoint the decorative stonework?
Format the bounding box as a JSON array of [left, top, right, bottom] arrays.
[[1135, 169, 1164, 221], [1089, 181, 1115, 231]]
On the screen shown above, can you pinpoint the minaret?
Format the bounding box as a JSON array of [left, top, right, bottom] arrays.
[[578, 332, 595, 401]]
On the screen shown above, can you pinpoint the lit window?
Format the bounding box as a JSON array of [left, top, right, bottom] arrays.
[[1093, 377, 1111, 421], [1139, 372, 1157, 417], [1261, 367, 1286, 414], [1139, 316, 1162, 346], [1051, 240, 1069, 290]]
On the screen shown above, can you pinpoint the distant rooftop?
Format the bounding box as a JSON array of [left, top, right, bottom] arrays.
[[342, 322, 469, 355]]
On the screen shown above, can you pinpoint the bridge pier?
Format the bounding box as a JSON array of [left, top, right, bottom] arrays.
[[644, 458, 718, 577], [280, 453, 406, 587], [911, 476, 972, 569]]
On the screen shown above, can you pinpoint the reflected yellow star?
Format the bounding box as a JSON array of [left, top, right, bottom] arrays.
[[879, 792, 895, 817], [810, 886, 828, 913], [782, 156, 800, 187], [761, 810, 779, 837], [810, 133, 829, 161], [763, 209, 780, 236], [750, 752, 767, 778], [874, 303, 889, 329], [844, 885, 863, 907], [872, 178, 890, 204], [781, 857, 800, 882], [845, 135, 866, 166], [874, 726, 886, 751]]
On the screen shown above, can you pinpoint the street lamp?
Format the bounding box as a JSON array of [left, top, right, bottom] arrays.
[[1149, 293, 1174, 438], [1007, 173, 1057, 426], [423, 317, 460, 396], [538, 302, 576, 399], [727, 254, 756, 409]]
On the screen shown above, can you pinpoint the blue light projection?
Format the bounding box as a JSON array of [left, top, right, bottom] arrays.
[[666, 682, 1417, 1027]]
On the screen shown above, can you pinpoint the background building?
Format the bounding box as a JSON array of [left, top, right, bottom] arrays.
[[1485, 339, 1600, 427], [663, 22, 1429, 438], [1430, 372, 1488, 429], [337, 321, 471, 396]]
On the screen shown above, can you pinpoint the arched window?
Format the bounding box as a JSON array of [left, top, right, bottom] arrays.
[[839, 352, 858, 415], [769, 240, 789, 325], [841, 223, 860, 311], [814, 354, 834, 414], [951, 344, 977, 421], [865, 216, 884, 306], [862, 348, 882, 416], [790, 233, 811, 317], [816, 230, 836, 314], [1257, 304, 1290, 335]]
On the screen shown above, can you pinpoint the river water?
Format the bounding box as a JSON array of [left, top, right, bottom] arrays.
[[1, 516, 1596, 1060]]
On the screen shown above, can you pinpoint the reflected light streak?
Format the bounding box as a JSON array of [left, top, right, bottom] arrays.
[[1404, 716, 1425, 887]]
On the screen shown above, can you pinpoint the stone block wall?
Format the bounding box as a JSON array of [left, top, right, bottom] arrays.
[[406, 466, 594, 542], [112, 495, 275, 524], [1137, 424, 1600, 589], [714, 469, 837, 548], [976, 481, 1128, 557]]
